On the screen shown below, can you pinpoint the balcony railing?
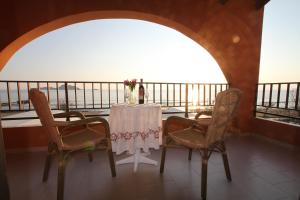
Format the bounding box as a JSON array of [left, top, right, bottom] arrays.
[[2, 81, 298, 124], [0, 80, 229, 120], [256, 82, 300, 124]]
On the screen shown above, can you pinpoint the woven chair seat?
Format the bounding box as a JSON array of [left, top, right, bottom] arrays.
[[62, 128, 106, 151], [169, 127, 207, 149]]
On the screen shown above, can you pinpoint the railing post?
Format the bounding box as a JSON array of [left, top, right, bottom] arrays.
[[100, 83, 103, 108], [56, 82, 60, 110], [254, 83, 259, 117], [27, 82, 31, 110], [185, 83, 189, 118], [269, 83, 273, 107], [153, 83, 155, 103], [6, 82, 11, 111], [167, 84, 169, 107], [295, 83, 299, 110], [64, 83, 70, 120], [179, 83, 182, 107], [83, 82, 86, 108], [285, 83, 290, 109], [17, 82, 23, 110], [262, 84, 265, 106], [277, 83, 281, 108], [108, 83, 111, 108]]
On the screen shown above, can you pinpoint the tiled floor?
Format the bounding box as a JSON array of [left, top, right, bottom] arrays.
[[6, 135, 300, 200]]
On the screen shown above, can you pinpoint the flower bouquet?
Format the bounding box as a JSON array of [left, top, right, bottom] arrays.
[[124, 79, 137, 104], [124, 79, 137, 91]]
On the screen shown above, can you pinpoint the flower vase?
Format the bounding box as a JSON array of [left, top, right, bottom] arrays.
[[128, 89, 136, 105]]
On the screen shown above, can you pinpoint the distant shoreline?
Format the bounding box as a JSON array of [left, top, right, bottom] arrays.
[[40, 85, 81, 90]]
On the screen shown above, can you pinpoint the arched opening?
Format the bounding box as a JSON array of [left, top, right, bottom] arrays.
[[1, 17, 228, 124], [0, 19, 226, 83], [0, 11, 228, 82]]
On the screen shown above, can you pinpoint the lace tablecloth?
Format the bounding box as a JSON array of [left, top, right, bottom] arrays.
[[109, 103, 162, 155]]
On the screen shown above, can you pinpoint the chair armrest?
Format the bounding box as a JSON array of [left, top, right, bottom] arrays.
[[53, 117, 105, 126], [163, 116, 195, 137], [194, 110, 212, 119], [53, 111, 86, 119], [195, 117, 211, 127]]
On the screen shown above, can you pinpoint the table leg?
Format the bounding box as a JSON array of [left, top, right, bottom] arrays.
[[116, 148, 158, 172]]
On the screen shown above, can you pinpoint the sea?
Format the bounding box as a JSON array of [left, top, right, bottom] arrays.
[[0, 86, 298, 111]]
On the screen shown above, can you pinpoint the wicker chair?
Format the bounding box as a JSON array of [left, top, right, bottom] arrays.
[[29, 89, 116, 200], [160, 88, 242, 200]]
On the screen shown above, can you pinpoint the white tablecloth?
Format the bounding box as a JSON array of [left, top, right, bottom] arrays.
[[109, 103, 162, 155]]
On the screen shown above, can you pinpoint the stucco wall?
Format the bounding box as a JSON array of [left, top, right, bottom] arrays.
[[252, 118, 300, 146]]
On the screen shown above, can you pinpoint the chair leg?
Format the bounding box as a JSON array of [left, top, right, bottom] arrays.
[[107, 149, 116, 177], [57, 152, 66, 200], [43, 143, 54, 182], [201, 150, 208, 200], [188, 148, 193, 161], [160, 146, 167, 174], [88, 152, 93, 162], [221, 142, 232, 181]]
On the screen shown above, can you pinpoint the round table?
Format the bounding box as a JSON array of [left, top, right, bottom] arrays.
[[109, 103, 162, 172]]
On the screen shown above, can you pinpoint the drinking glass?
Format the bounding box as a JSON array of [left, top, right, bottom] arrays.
[[124, 88, 129, 104], [145, 89, 149, 103]]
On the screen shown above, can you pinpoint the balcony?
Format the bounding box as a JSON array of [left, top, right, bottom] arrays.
[[1, 79, 299, 146], [0, 0, 300, 199], [1, 80, 299, 199]]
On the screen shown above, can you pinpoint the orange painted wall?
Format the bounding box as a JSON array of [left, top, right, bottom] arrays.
[[4, 118, 299, 150], [3, 123, 107, 150], [252, 118, 300, 146], [2, 120, 182, 150], [3, 127, 48, 149]]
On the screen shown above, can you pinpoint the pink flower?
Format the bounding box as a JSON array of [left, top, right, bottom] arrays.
[[124, 79, 137, 91], [124, 80, 129, 86]]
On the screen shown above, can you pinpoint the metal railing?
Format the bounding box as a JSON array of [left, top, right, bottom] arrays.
[[0, 80, 229, 120], [1, 80, 299, 124], [256, 82, 300, 124]]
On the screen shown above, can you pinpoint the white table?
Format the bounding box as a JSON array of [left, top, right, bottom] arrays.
[[109, 103, 162, 172]]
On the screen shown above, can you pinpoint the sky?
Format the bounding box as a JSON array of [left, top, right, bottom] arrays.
[[259, 0, 300, 82], [0, 20, 225, 83], [0, 0, 299, 83]]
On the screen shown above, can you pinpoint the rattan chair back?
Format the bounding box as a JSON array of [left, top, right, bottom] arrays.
[[30, 89, 63, 149], [205, 88, 242, 145]]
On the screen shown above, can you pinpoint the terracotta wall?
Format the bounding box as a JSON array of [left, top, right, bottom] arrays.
[[4, 117, 300, 150], [252, 118, 300, 146], [3, 123, 107, 150], [0, 0, 264, 132], [3, 126, 48, 150], [2, 120, 180, 150]]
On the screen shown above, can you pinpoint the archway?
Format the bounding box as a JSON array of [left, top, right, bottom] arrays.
[[0, 11, 229, 82], [1, 18, 228, 84]]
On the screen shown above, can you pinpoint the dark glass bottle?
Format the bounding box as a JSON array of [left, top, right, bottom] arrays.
[[138, 79, 145, 104]]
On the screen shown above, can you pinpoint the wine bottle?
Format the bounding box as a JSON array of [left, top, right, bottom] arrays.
[[138, 78, 145, 104]]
